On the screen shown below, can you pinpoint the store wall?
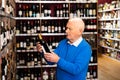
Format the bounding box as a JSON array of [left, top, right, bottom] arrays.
[[98, 0, 112, 4]]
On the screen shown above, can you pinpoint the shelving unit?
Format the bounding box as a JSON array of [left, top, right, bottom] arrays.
[[98, 1, 120, 61], [0, 0, 16, 79], [15, 0, 98, 80]]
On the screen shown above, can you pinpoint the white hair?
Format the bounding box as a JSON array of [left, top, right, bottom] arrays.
[[69, 17, 82, 22], [68, 17, 85, 32]]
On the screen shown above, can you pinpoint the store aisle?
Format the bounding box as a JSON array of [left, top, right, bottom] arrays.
[[98, 53, 120, 80]]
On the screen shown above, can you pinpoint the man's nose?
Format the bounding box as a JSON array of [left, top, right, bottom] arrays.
[[65, 29, 68, 33]]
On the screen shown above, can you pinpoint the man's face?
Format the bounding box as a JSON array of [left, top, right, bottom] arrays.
[[65, 21, 82, 43]]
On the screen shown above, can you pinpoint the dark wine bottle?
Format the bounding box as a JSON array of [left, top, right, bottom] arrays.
[[38, 34, 51, 53]]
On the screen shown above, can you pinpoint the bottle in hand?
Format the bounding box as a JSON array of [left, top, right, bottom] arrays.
[[38, 34, 51, 53]]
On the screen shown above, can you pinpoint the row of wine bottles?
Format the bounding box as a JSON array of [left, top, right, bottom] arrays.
[[16, 3, 40, 17], [17, 52, 55, 66], [0, 0, 14, 16], [0, 21, 15, 51], [84, 19, 97, 32], [16, 68, 56, 80], [16, 65, 97, 80], [41, 3, 69, 17], [16, 52, 42, 66], [16, 36, 37, 51], [16, 20, 41, 34], [16, 20, 67, 34], [16, 36, 64, 51], [16, 3, 97, 17], [70, 3, 96, 18]]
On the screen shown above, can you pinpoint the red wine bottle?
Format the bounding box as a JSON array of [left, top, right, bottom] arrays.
[[38, 34, 51, 53]]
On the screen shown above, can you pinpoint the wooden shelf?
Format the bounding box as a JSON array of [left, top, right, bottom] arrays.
[[14, 16, 97, 20], [16, 33, 66, 36], [98, 7, 120, 13], [15, 0, 97, 3], [100, 28, 120, 31], [100, 36, 120, 41], [100, 45, 120, 52], [98, 18, 120, 21]]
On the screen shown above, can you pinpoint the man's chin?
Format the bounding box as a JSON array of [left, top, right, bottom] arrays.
[[66, 36, 70, 40]]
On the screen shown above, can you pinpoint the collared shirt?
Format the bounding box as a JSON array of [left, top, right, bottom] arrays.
[[68, 37, 83, 47]]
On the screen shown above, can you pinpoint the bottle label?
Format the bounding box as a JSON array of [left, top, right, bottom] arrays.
[[19, 10, 22, 17]]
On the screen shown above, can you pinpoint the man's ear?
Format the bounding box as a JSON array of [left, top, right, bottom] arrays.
[[79, 29, 83, 33]]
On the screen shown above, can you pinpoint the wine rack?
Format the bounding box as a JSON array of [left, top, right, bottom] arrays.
[[0, 0, 16, 79], [15, 0, 98, 80], [98, 1, 120, 61]]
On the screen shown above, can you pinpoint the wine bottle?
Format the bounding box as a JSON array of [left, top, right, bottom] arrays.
[[38, 34, 51, 53], [31, 53, 34, 66], [0, 21, 4, 50], [1, 57, 7, 80], [23, 22, 27, 33], [5, 0, 9, 14], [93, 66, 97, 78], [44, 21, 48, 33], [36, 20, 40, 33], [1, 0, 6, 11], [49, 68, 54, 80], [18, 4, 22, 17], [27, 52, 31, 66], [29, 4, 32, 17], [27, 21, 31, 34], [43, 70, 49, 80], [26, 38, 30, 50], [1, 21, 6, 50]]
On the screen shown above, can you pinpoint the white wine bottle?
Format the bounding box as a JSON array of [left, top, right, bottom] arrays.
[[38, 34, 51, 53]]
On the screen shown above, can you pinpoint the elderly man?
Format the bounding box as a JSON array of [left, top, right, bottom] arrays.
[[37, 17, 92, 80]]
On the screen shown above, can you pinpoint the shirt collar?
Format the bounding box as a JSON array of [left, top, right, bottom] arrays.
[[68, 37, 83, 47]]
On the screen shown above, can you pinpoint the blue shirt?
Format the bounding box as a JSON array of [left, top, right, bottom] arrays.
[[54, 38, 92, 80]]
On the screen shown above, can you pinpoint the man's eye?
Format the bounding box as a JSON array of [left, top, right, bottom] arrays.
[[68, 28, 72, 30], [67, 28, 70, 30], [66, 27, 72, 30]]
